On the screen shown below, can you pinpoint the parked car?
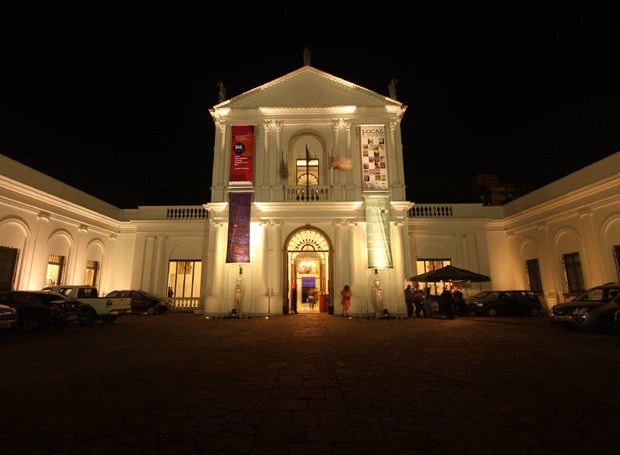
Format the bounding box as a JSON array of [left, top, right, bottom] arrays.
[[467, 290, 542, 317], [548, 282, 620, 334], [0, 291, 82, 333], [105, 290, 171, 315], [0, 303, 18, 334]]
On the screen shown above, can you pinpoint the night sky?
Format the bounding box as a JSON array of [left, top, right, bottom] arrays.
[[2, 4, 619, 208]]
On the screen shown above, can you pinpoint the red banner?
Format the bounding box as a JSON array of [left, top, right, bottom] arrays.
[[229, 125, 254, 185]]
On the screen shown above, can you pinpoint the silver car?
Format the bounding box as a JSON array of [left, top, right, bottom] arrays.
[[548, 282, 620, 333]]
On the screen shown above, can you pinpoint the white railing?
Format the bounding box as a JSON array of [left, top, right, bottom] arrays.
[[170, 297, 202, 312], [409, 205, 454, 218]]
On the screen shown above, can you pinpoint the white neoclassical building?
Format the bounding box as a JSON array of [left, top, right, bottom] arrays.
[[1, 64, 619, 317]]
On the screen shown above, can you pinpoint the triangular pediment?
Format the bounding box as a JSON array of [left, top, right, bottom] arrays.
[[217, 66, 401, 109]]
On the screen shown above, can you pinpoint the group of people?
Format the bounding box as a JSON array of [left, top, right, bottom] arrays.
[[437, 285, 466, 318], [292, 282, 467, 318], [404, 283, 467, 319]]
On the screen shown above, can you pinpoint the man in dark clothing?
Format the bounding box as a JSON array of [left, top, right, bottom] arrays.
[[404, 285, 415, 318], [453, 286, 466, 316], [413, 285, 425, 317], [441, 286, 454, 319], [291, 283, 298, 314]]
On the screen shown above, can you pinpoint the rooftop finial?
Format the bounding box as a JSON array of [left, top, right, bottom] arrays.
[[217, 81, 226, 103], [388, 78, 398, 100], [303, 47, 311, 66]]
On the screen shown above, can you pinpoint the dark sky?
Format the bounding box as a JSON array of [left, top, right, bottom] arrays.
[[2, 4, 619, 208]]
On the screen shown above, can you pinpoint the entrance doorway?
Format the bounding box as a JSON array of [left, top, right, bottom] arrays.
[[286, 228, 332, 314]]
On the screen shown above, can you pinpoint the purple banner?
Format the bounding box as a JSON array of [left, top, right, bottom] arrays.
[[226, 192, 252, 263]]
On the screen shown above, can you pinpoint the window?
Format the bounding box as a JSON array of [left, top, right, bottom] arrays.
[[414, 259, 451, 296], [525, 259, 543, 293], [85, 260, 99, 286], [167, 260, 201, 299], [0, 246, 19, 292], [562, 253, 585, 293], [296, 158, 319, 186], [46, 255, 66, 286]]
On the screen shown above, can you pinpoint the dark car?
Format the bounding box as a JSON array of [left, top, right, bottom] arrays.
[[0, 303, 18, 334], [467, 290, 542, 317], [548, 282, 620, 334], [105, 290, 171, 315], [0, 291, 81, 333]]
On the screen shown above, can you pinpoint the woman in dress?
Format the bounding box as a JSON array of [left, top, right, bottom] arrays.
[[341, 285, 352, 317]]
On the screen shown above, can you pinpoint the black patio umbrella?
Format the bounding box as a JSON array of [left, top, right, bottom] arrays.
[[409, 265, 490, 283]]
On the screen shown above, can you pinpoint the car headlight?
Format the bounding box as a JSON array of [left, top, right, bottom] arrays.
[[573, 307, 589, 316]]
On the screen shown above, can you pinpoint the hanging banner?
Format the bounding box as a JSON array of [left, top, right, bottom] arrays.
[[360, 125, 388, 191], [229, 125, 254, 185], [226, 192, 252, 263], [365, 195, 393, 268]]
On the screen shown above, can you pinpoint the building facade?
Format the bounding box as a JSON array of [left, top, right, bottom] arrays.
[[1, 65, 619, 316]]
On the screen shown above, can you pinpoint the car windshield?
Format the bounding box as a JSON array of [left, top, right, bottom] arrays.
[[573, 287, 620, 302]]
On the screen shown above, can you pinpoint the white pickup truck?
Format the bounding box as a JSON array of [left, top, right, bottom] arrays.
[[42, 285, 132, 325]]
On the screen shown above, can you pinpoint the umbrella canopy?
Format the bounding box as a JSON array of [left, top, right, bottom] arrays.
[[409, 265, 490, 283]]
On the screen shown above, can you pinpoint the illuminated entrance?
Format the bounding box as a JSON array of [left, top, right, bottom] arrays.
[[286, 228, 332, 314]]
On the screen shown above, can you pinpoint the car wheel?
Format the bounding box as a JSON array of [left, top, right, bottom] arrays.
[[22, 318, 39, 333], [529, 307, 540, 317], [487, 307, 498, 317], [598, 316, 616, 334], [79, 307, 97, 326], [147, 306, 157, 315], [101, 315, 117, 324]]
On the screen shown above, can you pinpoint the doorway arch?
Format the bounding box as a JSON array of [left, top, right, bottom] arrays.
[[284, 227, 333, 314]]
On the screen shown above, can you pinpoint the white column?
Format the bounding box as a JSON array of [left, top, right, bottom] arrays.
[[267, 221, 284, 312], [260, 121, 271, 188], [388, 120, 400, 187], [347, 222, 361, 313], [215, 122, 227, 188], [269, 120, 288, 186], [331, 119, 340, 186], [154, 236, 166, 295], [141, 235, 155, 290], [537, 223, 561, 302], [344, 120, 353, 186], [579, 209, 604, 283], [205, 220, 227, 315]]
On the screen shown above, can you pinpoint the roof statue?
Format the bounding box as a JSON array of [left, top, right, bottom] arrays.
[[388, 78, 398, 100], [303, 47, 311, 66], [217, 81, 226, 103]]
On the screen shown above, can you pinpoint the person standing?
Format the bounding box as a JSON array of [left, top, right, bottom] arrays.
[[404, 284, 415, 318], [413, 284, 425, 317], [453, 285, 466, 316], [341, 284, 352, 317], [308, 287, 317, 309], [291, 283, 298, 314], [424, 286, 435, 318], [441, 286, 454, 319]]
